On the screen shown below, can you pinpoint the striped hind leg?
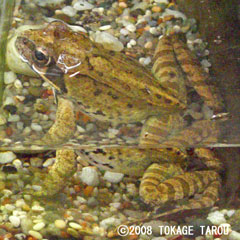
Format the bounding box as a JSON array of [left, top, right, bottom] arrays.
[[170, 36, 224, 112], [140, 163, 221, 210], [152, 36, 187, 105]]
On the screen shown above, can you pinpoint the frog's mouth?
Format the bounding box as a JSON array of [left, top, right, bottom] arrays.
[[15, 36, 67, 94]]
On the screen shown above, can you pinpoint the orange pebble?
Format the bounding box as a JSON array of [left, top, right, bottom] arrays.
[[5, 127, 13, 136], [27, 237, 37, 240], [61, 231, 70, 238], [74, 185, 81, 193], [84, 186, 94, 197]]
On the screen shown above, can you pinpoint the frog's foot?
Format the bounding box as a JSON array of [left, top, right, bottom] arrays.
[[152, 35, 187, 104], [169, 35, 224, 113], [139, 114, 186, 147], [36, 98, 76, 146], [140, 115, 219, 147], [140, 163, 220, 211], [31, 149, 76, 197]]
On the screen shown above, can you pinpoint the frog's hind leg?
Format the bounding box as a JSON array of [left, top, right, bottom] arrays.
[[171, 36, 224, 112], [152, 36, 187, 104], [140, 163, 221, 211]]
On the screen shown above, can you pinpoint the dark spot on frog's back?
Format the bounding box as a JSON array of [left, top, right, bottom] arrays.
[[127, 103, 133, 108], [94, 89, 102, 96], [93, 149, 106, 155], [95, 110, 106, 116], [156, 94, 162, 99]]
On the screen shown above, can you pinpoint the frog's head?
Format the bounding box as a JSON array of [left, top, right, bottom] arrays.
[[14, 21, 91, 93]]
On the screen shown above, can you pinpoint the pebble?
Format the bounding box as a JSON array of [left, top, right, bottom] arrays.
[[34, 0, 64, 7], [154, 0, 169, 3], [4, 71, 17, 84], [144, 41, 153, 49], [103, 171, 124, 183], [99, 25, 111, 31], [31, 205, 45, 212], [30, 157, 43, 167], [14, 79, 23, 89], [0, 114, 7, 125], [62, 6, 77, 17], [100, 217, 121, 229], [31, 123, 43, 132], [33, 222, 45, 231], [162, 9, 187, 21], [43, 158, 55, 167], [227, 209, 236, 218], [73, 0, 94, 11], [67, 228, 79, 238], [80, 167, 99, 186], [229, 231, 240, 240], [15, 233, 26, 240], [0, 151, 16, 164], [28, 230, 42, 240], [9, 215, 21, 227], [207, 211, 226, 225], [8, 114, 20, 122], [93, 31, 124, 51], [120, 28, 129, 36], [126, 24, 136, 32], [69, 222, 82, 230], [54, 219, 66, 229]]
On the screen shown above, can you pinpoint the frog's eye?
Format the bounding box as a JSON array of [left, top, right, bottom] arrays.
[[33, 48, 51, 66]]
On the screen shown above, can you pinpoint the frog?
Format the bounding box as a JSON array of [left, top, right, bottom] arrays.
[[7, 20, 224, 217]]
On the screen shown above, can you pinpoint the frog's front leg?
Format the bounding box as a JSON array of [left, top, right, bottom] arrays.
[[140, 162, 221, 212], [39, 97, 76, 146], [33, 149, 76, 197], [32, 98, 77, 197]]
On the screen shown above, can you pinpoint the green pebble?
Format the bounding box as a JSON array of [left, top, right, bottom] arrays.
[[67, 228, 79, 238], [28, 86, 42, 97]]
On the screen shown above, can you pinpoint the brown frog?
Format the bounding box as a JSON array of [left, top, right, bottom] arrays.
[[8, 21, 224, 217]]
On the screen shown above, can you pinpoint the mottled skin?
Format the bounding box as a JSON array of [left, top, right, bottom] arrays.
[[13, 21, 223, 215]]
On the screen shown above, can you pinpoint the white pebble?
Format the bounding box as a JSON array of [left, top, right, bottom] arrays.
[[103, 171, 124, 183], [43, 158, 55, 167], [143, 56, 151, 65], [99, 25, 111, 31], [17, 121, 24, 130], [55, 219, 66, 229], [62, 6, 77, 17], [227, 209, 236, 218], [80, 167, 99, 186], [31, 123, 42, 132], [120, 28, 129, 36], [28, 230, 42, 240], [126, 24, 136, 32], [33, 222, 45, 231], [4, 96, 15, 106], [31, 205, 45, 212], [9, 215, 21, 227], [0, 114, 7, 125], [15, 199, 25, 208], [4, 71, 17, 84], [127, 42, 132, 48], [154, 0, 169, 4], [35, 0, 64, 7], [73, 0, 94, 11], [162, 9, 187, 20], [14, 79, 23, 89], [8, 114, 20, 122], [12, 159, 22, 168], [15, 233, 26, 240], [100, 217, 121, 230], [129, 39, 136, 46], [69, 222, 82, 230], [0, 151, 16, 164], [207, 210, 226, 225], [229, 231, 240, 240], [92, 31, 124, 51], [5, 204, 16, 211], [149, 27, 158, 35]]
